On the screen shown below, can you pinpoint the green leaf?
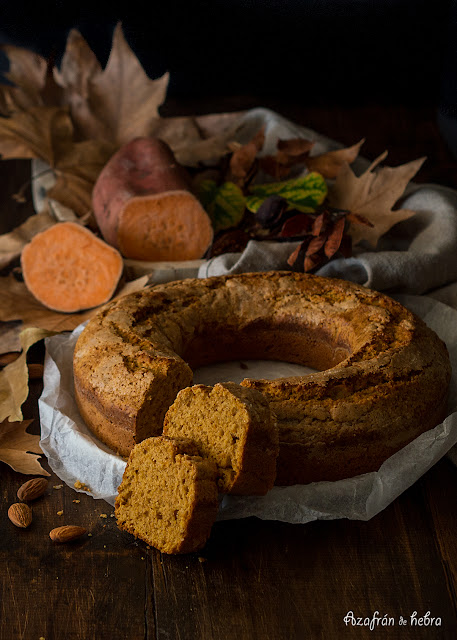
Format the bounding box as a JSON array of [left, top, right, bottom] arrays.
[[197, 180, 246, 233], [247, 172, 327, 213]]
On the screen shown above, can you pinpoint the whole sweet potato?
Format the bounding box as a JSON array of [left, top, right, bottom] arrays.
[[92, 138, 213, 261]]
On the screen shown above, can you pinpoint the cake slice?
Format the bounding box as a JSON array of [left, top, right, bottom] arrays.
[[163, 382, 279, 495], [115, 436, 218, 554]]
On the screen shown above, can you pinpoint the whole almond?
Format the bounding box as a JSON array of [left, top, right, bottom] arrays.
[[17, 478, 48, 501], [49, 525, 87, 543], [8, 503, 32, 528]]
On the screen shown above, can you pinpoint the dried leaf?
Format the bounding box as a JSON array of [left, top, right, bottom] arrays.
[[305, 139, 365, 179], [53, 29, 102, 140], [0, 106, 73, 165], [306, 234, 327, 258], [166, 134, 231, 168], [0, 274, 97, 331], [277, 138, 314, 158], [0, 212, 55, 270], [279, 213, 313, 238], [0, 418, 50, 476], [324, 216, 346, 258], [0, 321, 22, 354], [0, 274, 149, 334], [1, 43, 47, 98], [0, 327, 56, 422], [259, 138, 314, 179], [86, 23, 169, 145], [312, 211, 327, 236], [229, 127, 265, 186], [287, 243, 302, 268], [329, 152, 425, 247], [49, 139, 116, 216]]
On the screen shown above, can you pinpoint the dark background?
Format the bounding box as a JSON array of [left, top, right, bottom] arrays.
[[0, 0, 454, 107]]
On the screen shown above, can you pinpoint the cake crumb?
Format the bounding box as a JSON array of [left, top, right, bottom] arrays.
[[100, 513, 108, 519], [74, 480, 92, 492], [73, 499, 80, 504], [53, 484, 63, 490], [110, 513, 115, 518], [88, 533, 93, 537], [198, 556, 207, 563], [56, 510, 63, 516]]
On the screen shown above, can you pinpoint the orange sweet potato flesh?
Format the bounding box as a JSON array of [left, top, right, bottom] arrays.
[[21, 222, 123, 313], [92, 137, 213, 261], [118, 190, 213, 261]]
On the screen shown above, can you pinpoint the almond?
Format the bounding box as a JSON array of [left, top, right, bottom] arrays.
[[49, 525, 87, 543], [8, 503, 32, 528], [17, 477, 48, 501]]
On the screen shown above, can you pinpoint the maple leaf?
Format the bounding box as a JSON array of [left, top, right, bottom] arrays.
[[80, 23, 169, 145], [0, 106, 74, 164], [53, 28, 103, 141], [0, 274, 149, 334], [328, 152, 426, 247], [305, 139, 365, 179], [49, 139, 116, 216], [0, 419, 50, 476]]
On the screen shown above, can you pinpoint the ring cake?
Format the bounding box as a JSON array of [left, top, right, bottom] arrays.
[[73, 271, 451, 485]]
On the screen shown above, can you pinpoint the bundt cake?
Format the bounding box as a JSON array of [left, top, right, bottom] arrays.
[[74, 271, 451, 484]]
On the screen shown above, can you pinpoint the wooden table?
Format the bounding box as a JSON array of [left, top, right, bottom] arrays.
[[2, 100, 457, 640]]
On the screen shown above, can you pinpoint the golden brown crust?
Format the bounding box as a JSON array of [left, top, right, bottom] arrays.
[[74, 271, 452, 484]]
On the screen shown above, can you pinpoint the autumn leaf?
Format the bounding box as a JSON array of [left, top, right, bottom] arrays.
[[0, 211, 55, 270], [198, 180, 246, 233], [0, 43, 48, 115], [0, 106, 74, 164], [49, 139, 116, 216], [0, 327, 56, 422], [0, 418, 50, 476], [329, 152, 425, 247], [81, 23, 169, 146], [228, 127, 265, 187], [52, 28, 103, 141], [246, 172, 328, 213], [305, 139, 365, 179], [260, 138, 315, 179], [0, 273, 149, 335]]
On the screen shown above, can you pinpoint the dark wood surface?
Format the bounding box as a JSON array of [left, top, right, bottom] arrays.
[[2, 100, 457, 640]]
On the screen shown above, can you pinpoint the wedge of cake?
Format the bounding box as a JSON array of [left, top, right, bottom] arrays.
[[115, 436, 218, 554], [163, 382, 279, 495]]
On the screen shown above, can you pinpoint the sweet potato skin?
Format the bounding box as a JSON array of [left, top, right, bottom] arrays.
[[21, 222, 123, 313], [92, 137, 213, 260]]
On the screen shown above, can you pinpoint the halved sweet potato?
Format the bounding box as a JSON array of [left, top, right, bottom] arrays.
[[21, 222, 123, 312], [92, 137, 213, 261]]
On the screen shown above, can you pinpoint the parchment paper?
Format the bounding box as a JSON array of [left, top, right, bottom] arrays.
[[39, 293, 457, 523]]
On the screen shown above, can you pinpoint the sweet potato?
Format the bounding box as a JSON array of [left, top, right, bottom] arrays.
[[21, 222, 123, 313], [92, 137, 213, 261]]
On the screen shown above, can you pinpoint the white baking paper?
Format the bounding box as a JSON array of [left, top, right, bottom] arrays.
[[38, 293, 457, 523]]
